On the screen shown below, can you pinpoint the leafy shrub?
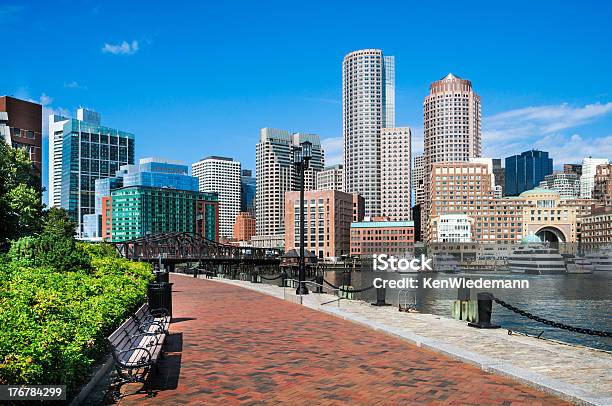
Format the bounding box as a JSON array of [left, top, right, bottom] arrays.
[[8, 233, 90, 273], [0, 240, 153, 396]]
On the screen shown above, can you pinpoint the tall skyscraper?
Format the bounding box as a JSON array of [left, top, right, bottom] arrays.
[[254, 128, 324, 245], [381, 127, 411, 221], [504, 150, 553, 196], [0, 96, 42, 184], [412, 154, 426, 206], [49, 108, 135, 235], [240, 169, 256, 214], [343, 49, 395, 216], [580, 157, 609, 198], [316, 164, 344, 191], [424, 74, 481, 166], [192, 156, 241, 239], [423, 73, 481, 239]]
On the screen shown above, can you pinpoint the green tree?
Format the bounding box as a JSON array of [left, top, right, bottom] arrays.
[[42, 207, 77, 239], [0, 139, 43, 249]]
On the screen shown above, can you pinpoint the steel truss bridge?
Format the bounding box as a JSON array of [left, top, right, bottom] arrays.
[[113, 232, 282, 266]]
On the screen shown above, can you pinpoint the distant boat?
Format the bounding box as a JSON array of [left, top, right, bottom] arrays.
[[585, 247, 612, 272], [565, 255, 594, 274], [433, 254, 461, 273], [508, 243, 566, 275]]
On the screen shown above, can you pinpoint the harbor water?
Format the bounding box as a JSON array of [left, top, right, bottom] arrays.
[[353, 271, 612, 352]]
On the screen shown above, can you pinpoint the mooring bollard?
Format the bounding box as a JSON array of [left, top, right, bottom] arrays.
[[315, 275, 323, 293], [458, 278, 470, 301], [468, 292, 500, 329], [372, 285, 390, 306], [279, 270, 287, 287]]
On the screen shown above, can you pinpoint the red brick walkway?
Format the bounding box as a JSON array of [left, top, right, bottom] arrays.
[[120, 275, 569, 405]]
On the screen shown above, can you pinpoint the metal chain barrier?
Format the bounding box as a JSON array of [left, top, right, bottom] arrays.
[[323, 279, 374, 293], [494, 298, 612, 338], [259, 274, 282, 281]]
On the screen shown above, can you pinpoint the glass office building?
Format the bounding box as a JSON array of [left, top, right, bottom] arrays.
[[105, 187, 218, 242], [241, 169, 256, 214], [58, 110, 135, 235], [505, 150, 553, 196], [94, 157, 219, 242]]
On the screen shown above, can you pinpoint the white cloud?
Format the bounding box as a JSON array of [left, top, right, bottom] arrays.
[[485, 102, 612, 142], [102, 40, 139, 55], [28, 94, 69, 138], [63, 81, 86, 89], [482, 102, 612, 165], [321, 136, 343, 166]]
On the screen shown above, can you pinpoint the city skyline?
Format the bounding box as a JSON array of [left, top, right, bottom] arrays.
[[2, 1, 612, 206]]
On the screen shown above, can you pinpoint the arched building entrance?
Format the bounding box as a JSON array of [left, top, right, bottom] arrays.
[[535, 226, 566, 243]]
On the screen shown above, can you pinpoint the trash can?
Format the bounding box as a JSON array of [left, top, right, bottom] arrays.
[[148, 282, 173, 318]]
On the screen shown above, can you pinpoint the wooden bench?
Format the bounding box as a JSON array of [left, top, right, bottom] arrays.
[[107, 304, 170, 397], [132, 304, 171, 334]]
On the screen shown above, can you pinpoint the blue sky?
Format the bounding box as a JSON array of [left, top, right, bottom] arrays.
[[2, 0, 611, 205]]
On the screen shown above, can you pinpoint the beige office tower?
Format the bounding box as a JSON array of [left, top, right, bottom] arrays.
[[254, 128, 324, 247], [412, 154, 426, 205], [191, 156, 241, 239], [316, 164, 344, 191], [381, 127, 411, 221], [423, 73, 481, 239], [343, 49, 395, 217]]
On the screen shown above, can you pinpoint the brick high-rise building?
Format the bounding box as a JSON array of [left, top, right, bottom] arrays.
[[343, 49, 395, 216], [350, 218, 415, 257], [381, 127, 411, 221], [593, 164, 612, 207], [423, 74, 481, 240], [233, 211, 256, 242], [0, 96, 42, 184], [284, 189, 361, 259], [429, 162, 579, 244]]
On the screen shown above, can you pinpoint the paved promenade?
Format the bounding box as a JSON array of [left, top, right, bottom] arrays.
[[119, 275, 571, 405]]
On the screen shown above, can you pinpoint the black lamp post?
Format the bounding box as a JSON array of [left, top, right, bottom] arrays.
[[294, 141, 312, 295]]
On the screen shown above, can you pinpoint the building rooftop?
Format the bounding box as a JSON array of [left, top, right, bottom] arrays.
[[441, 72, 462, 80], [199, 156, 234, 162], [519, 187, 560, 197], [351, 221, 414, 228]]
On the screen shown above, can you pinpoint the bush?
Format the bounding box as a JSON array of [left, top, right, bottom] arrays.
[[0, 241, 153, 396]]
